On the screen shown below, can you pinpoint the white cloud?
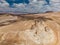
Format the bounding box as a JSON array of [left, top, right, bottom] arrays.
[[12, 0, 47, 13], [50, 0, 60, 12], [0, 0, 9, 7], [13, 3, 26, 8], [0, 0, 60, 13], [50, 0, 60, 2]]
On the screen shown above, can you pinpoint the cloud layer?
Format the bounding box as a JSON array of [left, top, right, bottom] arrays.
[[0, 0, 60, 13]]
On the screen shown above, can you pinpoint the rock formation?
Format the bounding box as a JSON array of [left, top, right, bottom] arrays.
[[0, 12, 60, 45]]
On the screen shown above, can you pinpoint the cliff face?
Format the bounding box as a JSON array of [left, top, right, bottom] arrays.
[[0, 12, 60, 45]]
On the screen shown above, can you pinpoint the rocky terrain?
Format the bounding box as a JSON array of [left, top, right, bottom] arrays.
[[0, 12, 60, 45]]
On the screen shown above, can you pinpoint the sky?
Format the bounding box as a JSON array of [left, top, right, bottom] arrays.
[[0, 0, 60, 14]]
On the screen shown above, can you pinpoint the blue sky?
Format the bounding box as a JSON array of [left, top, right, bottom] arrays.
[[5, 0, 29, 7], [0, 0, 60, 14]]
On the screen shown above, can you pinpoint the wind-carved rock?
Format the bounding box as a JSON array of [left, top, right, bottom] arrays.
[[24, 19, 57, 45], [0, 13, 59, 45], [0, 15, 18, 27]]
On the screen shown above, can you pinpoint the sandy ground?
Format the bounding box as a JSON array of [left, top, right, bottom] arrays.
[[0, 12, 60, 45]]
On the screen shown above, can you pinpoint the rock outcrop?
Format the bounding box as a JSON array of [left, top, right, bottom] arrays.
[[0, 12, 60, 45]]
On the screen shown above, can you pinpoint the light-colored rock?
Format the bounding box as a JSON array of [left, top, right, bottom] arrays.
[[0, 12, 60, 45]]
